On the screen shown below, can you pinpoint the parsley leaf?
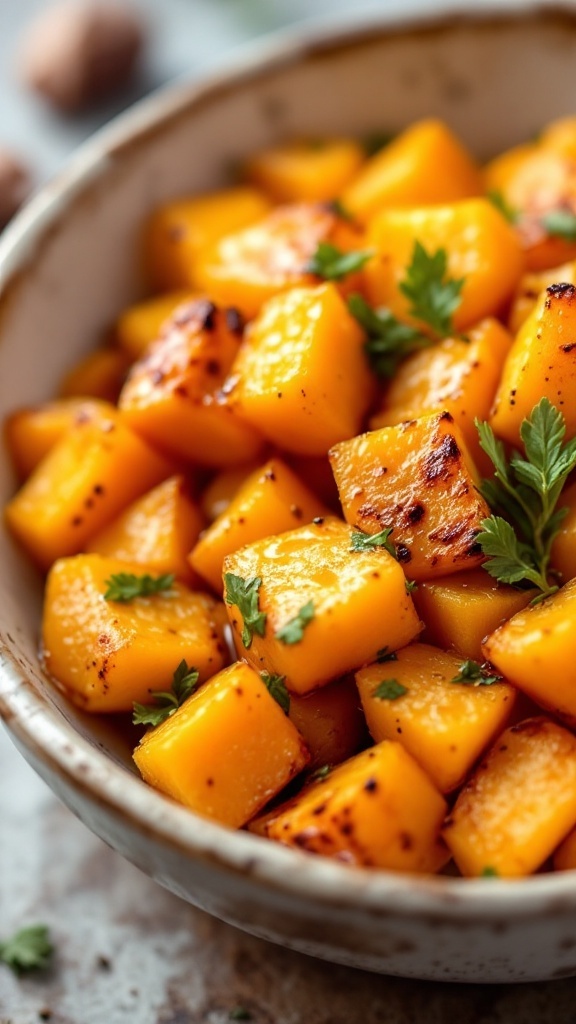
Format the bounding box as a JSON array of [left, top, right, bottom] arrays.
[[451, 659, 503, 686], [405, 579, 418, 594], [351, 527, 396, 557], [541, 208, 576, 242], [307, 241, 374, 281], [476, 398, 576, 600], [132, 660, 199, 727], [274, 600, 315, 644], [348, 293, 430, 378], [487, 189, 518, 224], [373, 679, 408, 701], [0, 925, 53, 974], [399, 240, 464, 338], [260, 671, 290, 714], [224, 572, 267, 648], [104, 572, 175, 602], [481, 866, 499, 878], [310, 764, 332, 781]]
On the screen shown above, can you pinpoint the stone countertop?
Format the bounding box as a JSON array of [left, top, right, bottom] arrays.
[[2, 0, 576, 1019]]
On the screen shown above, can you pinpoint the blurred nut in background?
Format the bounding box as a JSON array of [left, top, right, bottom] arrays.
[[18, 2, 145, 114], [0, 151, 30, 229]]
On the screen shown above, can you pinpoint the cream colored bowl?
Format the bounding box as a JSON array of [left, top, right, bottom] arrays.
[[2, 3, 576, 984]]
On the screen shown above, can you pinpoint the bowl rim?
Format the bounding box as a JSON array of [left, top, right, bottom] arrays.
[[2, 0, 576, 920]]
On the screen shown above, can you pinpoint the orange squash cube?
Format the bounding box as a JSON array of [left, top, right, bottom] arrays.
[[42, 554, 227, 713], [508, 261, 576, 334], [550, 480, 576, 584], [115, 290, 200, 360], [133, 661, 309, 827], [59, 347, 130, 403], [250, 741, 448, 873], [119, 298, 263, 467], [356, 643, 517, 793], [4, 397, 112, 481], [329, 412, 490, 581], [223, 517, 421, 694], [443, 718, 576, 877], [288, 675, 366, 770], [200, 463, 261, 523], [244, 138, 365, 203]]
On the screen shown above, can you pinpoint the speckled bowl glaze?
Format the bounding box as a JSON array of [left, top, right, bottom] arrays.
[[2, 2, 576, 985]]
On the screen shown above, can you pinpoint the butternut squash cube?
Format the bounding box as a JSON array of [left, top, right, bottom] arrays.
[[413, 569, 535, 661], [250, 741, 448, 873], [194, 202, 365, 320], [364, 199, 524, 332], [508, 261, 576, 335], [59, 347, 130, 403], [116, 290, 200, 360], [551, 481, 576, 584], [244, 138, 365, 203], [42, 554, 227, 713], [356, 643, 517, 793], [223, 517, 421, 694], [369, 318, 513, 474], [482, 577, 576, 726], [119, 298, 263, 467], [443, 718, 576, 877], [133, 661, 309, 827], [227, 283, 375, 456], [329, 412, 490, 581], [4, 397, 112, 481], [288, 675, 366, 770], [491, 283, 576, 447], [342, 118, 482, 225], [87, 475, 204, 584], [200, 463, 261, 523], [190, 458, 329, 592], [144, 187, 271, 291], [5, 407, 173, 570]]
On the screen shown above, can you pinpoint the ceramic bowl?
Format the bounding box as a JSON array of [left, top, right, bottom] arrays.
[[2, 2, 576, 984]]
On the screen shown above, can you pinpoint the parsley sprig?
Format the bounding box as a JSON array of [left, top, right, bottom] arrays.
[[261, 671, 290, 714], [541, 208, 576, 242], [476, 398, 576, 602], [351, 526, 396, 557], [400, 240, 464, 338], [450, 659, 503, 686], [224, 573, 267, 648], [373, 679, 408, 700], [132, 660, 199, 727], [0, 925, 53, 974], [275, 600, 314, 644], [348, 293, 429, 378], [307, 241, 373, 281], [104, 572, 175, 602]]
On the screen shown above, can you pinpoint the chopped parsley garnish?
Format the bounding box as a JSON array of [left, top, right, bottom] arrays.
[[399, 240, 464, 338], [103, 572, 175, 602], [541, 208, 576, 242], [132, 660, 199, 727], [405, 579, 418, 595], [476, 398, 576, 602], [224, 572, 267, 648], [487, 189, 518, 224], [274, 600, 315, 645], [0, 925, 53, 974], [373, 679, 408, 701], [450, 659, 503, 686], [307, 241, 373, 281], [348, 293, 430, 378], [481, 866, 500, 878], [351, 527, 396, 557], [310, 764, 332, 782], [260, 671, 290, 715]]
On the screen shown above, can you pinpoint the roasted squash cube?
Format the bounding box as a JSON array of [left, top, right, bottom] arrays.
[[200, 463, 261, 523], [223, 517, 421, 694], [42, 554, 227, 713], [356, 643, 517, 793], [250, 741, 448, 873], [227, 283, 375, 455], [508, 261, 576, 334], [4, 397, 112, 481], [443, 718, 576, 876], [244, 138, 365, 203], [115, 290, 200, 360], [551, 480, 576, 584], [330, 412, 490, 581], [288, 675, 366, 770], [133, 661, 309, 827]]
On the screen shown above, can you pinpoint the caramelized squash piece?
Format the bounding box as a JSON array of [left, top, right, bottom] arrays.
[[42, 554, 227, 713], [133, 661, 309, 827], [5, 407, 173, 570], [190, 458, 328, 593], [356, 643, 517, 793], [250, 741, 448, 873], [508, 260, 576, 334], [343, 119, 482, 224], [59, 347, 130, 403], [227, 283, 375, 455], [119, 298, 263, 467], [87, 475, 204, 584], [288, 675, 366, 770], [115, 290, 200, 360], [244, 138, 365, 203], [443, 718, 576, 877], [4, 397, 112, 481], [200, 463, 261, 523], [223, 517, 421, 694], [330, 412, 490, 581]]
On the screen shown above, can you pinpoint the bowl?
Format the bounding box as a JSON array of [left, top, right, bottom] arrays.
[[2, 2, 576, 985]]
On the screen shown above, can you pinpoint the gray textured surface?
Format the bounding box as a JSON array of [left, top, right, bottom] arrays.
[[3, 0, 576, 1019]]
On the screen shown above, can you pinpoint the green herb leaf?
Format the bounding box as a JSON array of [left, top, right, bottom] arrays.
[[224, 572, 267, 648], [260, 671, 290, 715], [375, 647, 398, 663], [310, 764, 332, 781], [373, 679, 408, 701], [351, 527, 396, 557], [348, 293, 430, 378], [481, 866, 500, 878], [487, 189, 518, 224], [307, 241, 373, 281], [541, 208, 576, 242], [274, 600, 315, 645], [399, 240, 464, 338], [405, 579, 418, 594], [451, 659, 503, 686], [0, 925, 53, 974], [103, 572, 175, 602], [132, 659, 199, 727]]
